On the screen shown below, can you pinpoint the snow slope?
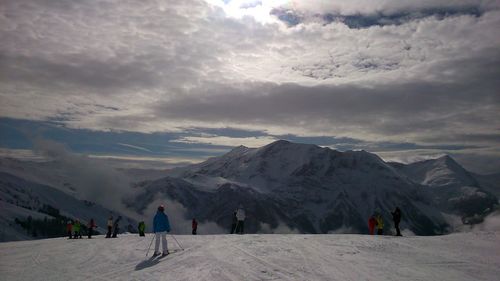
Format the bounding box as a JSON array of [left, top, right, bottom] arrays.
[[0, 232, 499, 281], [0, 172, 137, 241]]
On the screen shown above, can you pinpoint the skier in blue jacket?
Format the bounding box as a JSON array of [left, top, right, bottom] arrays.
[[153, 204, 171, 257]]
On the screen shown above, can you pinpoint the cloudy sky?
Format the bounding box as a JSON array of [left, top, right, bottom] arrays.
[[1, 0, 499, 173]]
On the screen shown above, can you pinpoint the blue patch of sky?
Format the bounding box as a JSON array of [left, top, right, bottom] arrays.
[[323, 6, 482, 28], [368, 142, 480, 152], [0, 118, 477, 160], [277, 135, 478, 152], [270, 8, 302, 26], [0, 118, 229, 159], [271, 6, 482, 28]]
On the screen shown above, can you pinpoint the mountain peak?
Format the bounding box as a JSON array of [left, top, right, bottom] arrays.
[[437, 154, 453, 162], [265, 139, 291, 147], [435, 155, 463, 170], [232, 145, 248, 151], [225, 145, 250, 157]]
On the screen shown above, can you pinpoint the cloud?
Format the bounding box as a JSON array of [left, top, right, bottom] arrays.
[[259, 221, 300, 234], [273, 0, 500, 16], [31, 138, 136, 212], [472, 211, 500, 232], [151, 55, 500, 143], [141, 197, 226, 234], [0, 0, 499, 173], [171, 135, 278, 147]]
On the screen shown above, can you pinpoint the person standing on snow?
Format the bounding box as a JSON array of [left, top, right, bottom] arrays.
[[391, 207, 402, 236], [192, 218, 198, 235], [66, 221, 73, 239], [368, 215, 377, 235], [112, 216, 122, 238], [73, 219, 81, 239], [138, 221, 146, 237], [235, 205, 246, 234], [87, 218, 96, 239], [106, 215, 113, 238], [376, 214, 384, 235], [153, 204, 171, 257], [230, 211, 237, 234]]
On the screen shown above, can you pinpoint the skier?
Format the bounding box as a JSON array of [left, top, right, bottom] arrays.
[[138, 221, 146, 237], [66, 220, 73, 239], [230, 211, 237, 234], [106, 215, 113, 238], [192, 218, 198, 235], [153, 204, 171, 257], [235, 205, 246, 234], [375, 214, 384, 235], [73, 219, 82, 239], [368, 215, 377, 235], [87, 218, 96, 239], [112, 216, 122, 238], [391, 207, 402, 236]]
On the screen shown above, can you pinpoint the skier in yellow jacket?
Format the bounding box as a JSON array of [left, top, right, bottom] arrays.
[[376, 214, 384, 235]]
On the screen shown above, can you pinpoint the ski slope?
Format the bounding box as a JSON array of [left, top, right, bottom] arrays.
[[1, 232, 499, 281]]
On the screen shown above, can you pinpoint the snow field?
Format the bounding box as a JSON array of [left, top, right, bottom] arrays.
[[0, 232, 499, 281]]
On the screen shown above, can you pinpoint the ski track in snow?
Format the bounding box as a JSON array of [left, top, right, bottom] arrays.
[[0, 232, 499, 281]]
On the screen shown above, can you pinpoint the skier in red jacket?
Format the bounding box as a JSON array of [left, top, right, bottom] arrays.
[[66, 221, 73, 239], [368, 216, 377, 235], [192, 218, 198, 235]]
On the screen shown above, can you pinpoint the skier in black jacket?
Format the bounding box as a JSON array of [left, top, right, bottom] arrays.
[[391, 207, 402, 236], [112, 216, 122, 238], [230, 211, 237, 234]]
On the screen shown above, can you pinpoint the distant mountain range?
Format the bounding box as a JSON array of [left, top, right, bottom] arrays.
[[1, 140, 498, 240], [127, 140, 499, 235]]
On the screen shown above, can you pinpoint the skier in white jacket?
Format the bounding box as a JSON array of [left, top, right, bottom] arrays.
[[235, 205, 245, 234]]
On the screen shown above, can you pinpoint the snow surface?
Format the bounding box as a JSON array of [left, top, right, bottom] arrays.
[[1, 232, 499, 281]]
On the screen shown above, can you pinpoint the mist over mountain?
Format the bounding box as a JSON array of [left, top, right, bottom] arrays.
[[128, 140, 498, 235], [1, 140, 498, 241], [390, 155, 498, 224]]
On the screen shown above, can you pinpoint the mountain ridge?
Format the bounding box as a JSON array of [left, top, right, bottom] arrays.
[[1, 140, 498, 240], [133, 140, 453, 235]]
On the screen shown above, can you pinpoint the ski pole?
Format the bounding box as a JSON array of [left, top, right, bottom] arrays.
[[145, 233, 155, 257], [170, 233, 184, 251]]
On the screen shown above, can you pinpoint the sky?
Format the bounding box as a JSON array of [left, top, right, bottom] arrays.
[[0, 0, 499, 174]]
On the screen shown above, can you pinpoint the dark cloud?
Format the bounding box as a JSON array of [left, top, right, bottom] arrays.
[[279, 0, 499, 17], [151, 52, 500, 140], [0, 54, 161, 92], [0, 0, 499, 174]]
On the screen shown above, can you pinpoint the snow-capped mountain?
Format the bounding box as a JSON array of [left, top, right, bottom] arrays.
[[2, 140, 498, 239], [390, 156, 498, 223], [129, 140, 452, 235]]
